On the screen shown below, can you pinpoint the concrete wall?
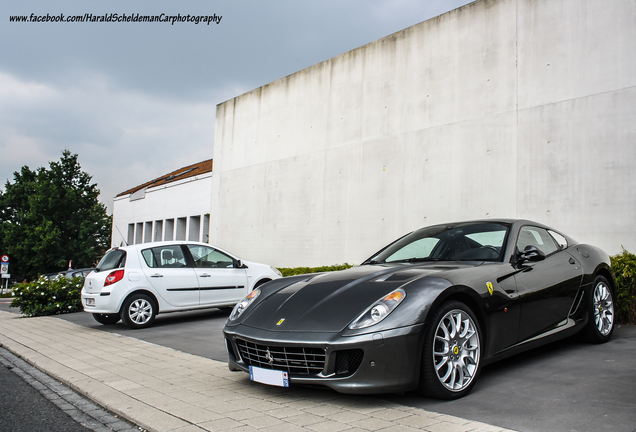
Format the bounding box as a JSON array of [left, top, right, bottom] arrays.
[[211, 0, 636, 267], [112, 173, 212, 247]]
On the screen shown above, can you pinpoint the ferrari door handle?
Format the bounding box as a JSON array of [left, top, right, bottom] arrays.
[[150, 273, 163, 278], [569, 258, 577, 265], [200, 273, 212, 278]]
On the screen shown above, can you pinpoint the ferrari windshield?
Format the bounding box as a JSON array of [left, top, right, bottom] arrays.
[[367, 222, 510, 263]]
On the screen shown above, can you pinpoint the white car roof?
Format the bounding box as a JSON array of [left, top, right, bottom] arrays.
[[109, 241, 239, 259]]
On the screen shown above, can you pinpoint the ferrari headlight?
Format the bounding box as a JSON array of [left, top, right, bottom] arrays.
[[229, 289, 260, 321], [349, 289, 406, 329]]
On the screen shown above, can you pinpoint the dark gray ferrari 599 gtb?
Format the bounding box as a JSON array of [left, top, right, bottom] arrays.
[[223, 219, 615, 399]]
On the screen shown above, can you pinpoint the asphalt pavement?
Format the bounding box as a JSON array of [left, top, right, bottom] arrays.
[[0, 348, 92, 432], [1, 298, 636, 432], [0, 346, 139, 432], [59, 306, 231, 361], [385, 327, 636, 432]]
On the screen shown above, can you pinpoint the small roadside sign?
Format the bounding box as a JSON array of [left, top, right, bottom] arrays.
[[0, 264, 8, 274], [1, 255, 8, 263]]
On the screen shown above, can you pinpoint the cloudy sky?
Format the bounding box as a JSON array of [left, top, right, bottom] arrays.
[[1, 0, 472, 213]]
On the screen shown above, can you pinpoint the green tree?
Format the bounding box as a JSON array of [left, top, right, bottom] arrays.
[[0, 150, 111, 280]]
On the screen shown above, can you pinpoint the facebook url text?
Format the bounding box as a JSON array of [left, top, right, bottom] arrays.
[[9, 13, 223, 25]]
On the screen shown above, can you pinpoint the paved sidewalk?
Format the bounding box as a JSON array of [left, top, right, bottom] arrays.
[[0, 311, 515, 432]]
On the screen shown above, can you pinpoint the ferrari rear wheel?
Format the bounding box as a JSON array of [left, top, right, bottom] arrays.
[[419, 301, 482, 399], [582, 275, 615, 343]]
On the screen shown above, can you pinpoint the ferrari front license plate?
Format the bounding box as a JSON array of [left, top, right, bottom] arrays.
[[249, 366, 289, 387], [85, 298, 95, 307]]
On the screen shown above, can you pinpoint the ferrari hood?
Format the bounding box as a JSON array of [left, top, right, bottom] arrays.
[[239, 262, 470, 332]]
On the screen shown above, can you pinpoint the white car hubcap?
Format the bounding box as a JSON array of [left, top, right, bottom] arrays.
[[129, 299, 152, 324]]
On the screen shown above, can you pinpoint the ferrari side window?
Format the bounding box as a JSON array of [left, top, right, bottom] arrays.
[[516, 226, 559, 256], [548, 230, 568, 250]]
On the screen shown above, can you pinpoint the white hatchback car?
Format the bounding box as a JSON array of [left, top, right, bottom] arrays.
[[81, 241, 282, 329]]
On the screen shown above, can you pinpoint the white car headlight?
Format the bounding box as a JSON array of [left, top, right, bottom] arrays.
[[271, 266, 282, 277], [229, 289, 261, 321], [349, 289, 406, 329]]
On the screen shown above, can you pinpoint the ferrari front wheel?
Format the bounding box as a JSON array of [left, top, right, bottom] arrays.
[[419, 301, 482, 399]]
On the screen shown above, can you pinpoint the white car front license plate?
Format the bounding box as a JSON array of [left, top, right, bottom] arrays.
[[85, 298, 95, 307], [249, 366, 289, 387]]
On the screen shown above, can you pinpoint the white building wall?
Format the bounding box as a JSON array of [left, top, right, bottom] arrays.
[[112, 173, 212, 247], [211, 0, 636, 267]]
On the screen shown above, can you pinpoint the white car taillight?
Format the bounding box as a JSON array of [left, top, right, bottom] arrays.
[[104, 269, 124, 287]]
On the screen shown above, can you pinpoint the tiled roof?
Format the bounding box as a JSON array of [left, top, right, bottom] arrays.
[[116, 159, 213, 197]]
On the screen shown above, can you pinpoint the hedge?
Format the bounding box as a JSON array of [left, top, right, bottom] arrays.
[[611, 248, 636, 325], [10, 276, 84, 317], [277, 263, 354, 277]]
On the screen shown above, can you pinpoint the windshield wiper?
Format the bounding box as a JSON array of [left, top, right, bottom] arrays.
[[387, 258, 440, 264]]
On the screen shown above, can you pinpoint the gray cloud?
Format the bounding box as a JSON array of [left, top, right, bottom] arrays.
[[1, 0, 471, 211]]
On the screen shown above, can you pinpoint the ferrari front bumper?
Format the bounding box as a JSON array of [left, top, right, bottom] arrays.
[[223, 323, 424, 394]]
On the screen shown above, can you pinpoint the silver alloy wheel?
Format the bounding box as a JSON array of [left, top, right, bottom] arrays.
[[433, 309, 480, 392], [593, 280, 614, 336], [128, 298, 153, 325]]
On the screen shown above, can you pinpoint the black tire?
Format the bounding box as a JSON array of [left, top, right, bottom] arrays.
[[419, 300, 482, 399], [92, 313, 120, 325], [120, 293, 156, 329], [582, 275, 615, 343]]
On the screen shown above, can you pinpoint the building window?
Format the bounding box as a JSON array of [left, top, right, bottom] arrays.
[[144, 221, 153, 243], [176, 217, 187, 241], [154, 220, 163, 242], [189, 216, 201, 242], [202, 214, 210, 244], [164, 219, 174, 241], [127, 224, 135, 246], [135, 222, 143, 244]]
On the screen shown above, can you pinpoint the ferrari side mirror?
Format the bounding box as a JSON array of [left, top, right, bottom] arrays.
[[517, 245, 546, 263]]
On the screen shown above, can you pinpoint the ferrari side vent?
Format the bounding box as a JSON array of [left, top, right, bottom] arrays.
[[225, 338, 239, 362], [335, 349, 364, 376], [236, 339, 326, 376]]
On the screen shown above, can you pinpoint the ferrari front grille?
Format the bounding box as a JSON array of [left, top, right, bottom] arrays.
[[236, 339, 326, 376]]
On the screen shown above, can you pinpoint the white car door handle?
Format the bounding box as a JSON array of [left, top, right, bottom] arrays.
[[200, 273, 212, 278], [150, 273, 163, 278]]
